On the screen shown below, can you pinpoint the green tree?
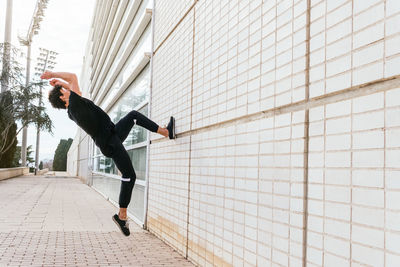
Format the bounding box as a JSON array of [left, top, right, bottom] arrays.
[[13, 144, 35, 170], [26, 145, 34, 166], [0, 90, 18, 168], [26, 145, 35, 172], [0, 43, 53, 166], [53, 138, 73, 171], [12, 145, 21, 167], [39, 161, 43, 170], [0, 121, 17, 168]]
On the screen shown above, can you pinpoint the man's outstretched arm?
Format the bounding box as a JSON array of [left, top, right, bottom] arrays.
[[41, 71, 82, 96], [41, 71, 76, 83]]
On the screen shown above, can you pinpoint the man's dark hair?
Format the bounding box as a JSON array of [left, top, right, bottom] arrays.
[[48, 85, 66, 109]]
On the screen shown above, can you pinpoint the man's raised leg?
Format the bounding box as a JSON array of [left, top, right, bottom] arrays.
[[114, 110, 175, 142]]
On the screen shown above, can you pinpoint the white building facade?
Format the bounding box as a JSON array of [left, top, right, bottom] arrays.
[[68, 0, 400, 266], [67, 0, 153, 224]]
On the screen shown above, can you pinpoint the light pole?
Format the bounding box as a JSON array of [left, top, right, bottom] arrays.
[[1, 0, 13, 93], [18, 0, 49, 167], [33, 48, 57, 175]]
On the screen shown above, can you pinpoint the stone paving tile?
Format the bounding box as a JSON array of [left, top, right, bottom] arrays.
[[0, 176, 194, 267]]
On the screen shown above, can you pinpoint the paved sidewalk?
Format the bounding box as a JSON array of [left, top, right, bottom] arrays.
[[0, 175, 194, 267]]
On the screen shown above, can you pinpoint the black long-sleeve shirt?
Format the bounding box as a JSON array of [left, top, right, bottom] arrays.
[[67, 91, 115, 155]]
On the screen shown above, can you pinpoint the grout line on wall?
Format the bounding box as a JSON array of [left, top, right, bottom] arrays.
[[272, 1, 278, 264], [350, 0, 354, 263], [302, 0, 311, 266], [256, 1, 264, 266], [185, 5, 196, 259], [321, 0, 328, 263], [383, 1, 387, 266]]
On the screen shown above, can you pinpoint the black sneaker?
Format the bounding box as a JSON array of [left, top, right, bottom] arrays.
[[112, 214, 130, 236], [166, 116, 176, 139]]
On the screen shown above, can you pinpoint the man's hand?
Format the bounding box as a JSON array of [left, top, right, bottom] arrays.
[[40, 71, 53, 80]]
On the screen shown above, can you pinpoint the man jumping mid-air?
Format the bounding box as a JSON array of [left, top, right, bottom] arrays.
[[41, 71, 175, 236]]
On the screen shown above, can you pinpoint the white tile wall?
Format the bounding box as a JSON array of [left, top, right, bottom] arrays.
[[307, 91, 400, 266], [261, 0, 307, 109], [147, 136, 191, 254], [148, 0, 400, 266], [148, 7, 194, 255], [188, 121, 260, 266], [151, 9, 194, 136], [308, 0, 400, 97], [153, 0, 195, 50], [258, 111, 306, 266]]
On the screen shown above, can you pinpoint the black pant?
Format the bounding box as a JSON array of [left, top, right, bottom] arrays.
[[105, 110, 158, 208]]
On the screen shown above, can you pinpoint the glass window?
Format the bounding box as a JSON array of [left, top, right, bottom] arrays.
[[127, 147, 147, 181], [97, 157, 101, 172], [104, 157, 117, 175], [90, 3, 152, 225], [128, 184, 145, 221], [94, 0, 151, 103], [116, 0, 150, 64], [93, 105, 149, 176], [92, 175, 145, 221], [92, 173, 121, 205], [95, 146, 101, 156], [94, 156, 100, 171], [100, 27, 151, 110], [118, 74, 149, 116], [107, 66, 150, 120], [122, 105, 148, 147]]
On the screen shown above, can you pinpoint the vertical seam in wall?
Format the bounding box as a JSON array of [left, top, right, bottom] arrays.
[[185, 3, 196, 259], [256, 2, 263, 266], [302, 0, 311, 266], [272, 1, 277, 264], [350, 0, 354, 263], [289, 1, 294, 265], [383, 0, 387, 266], [350, 93, 354, 263], [322, 0, 327, 264]]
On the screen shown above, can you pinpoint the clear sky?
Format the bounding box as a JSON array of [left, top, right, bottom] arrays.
[[0, 0, 96, 162]]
